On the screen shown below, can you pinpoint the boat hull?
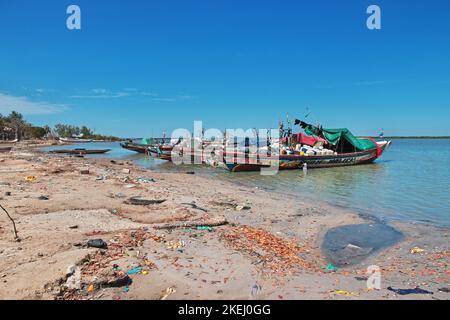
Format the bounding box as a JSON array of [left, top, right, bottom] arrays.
[[120, 142, 148, 153], [223, 142, 389, 172], [49, 149, 111, 155]]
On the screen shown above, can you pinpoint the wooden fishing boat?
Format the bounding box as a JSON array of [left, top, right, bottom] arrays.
[[49, 148, 111, 155], [221, 141, 390, 172], [120, 141, 148, 153], [147, 145, 206, 164]]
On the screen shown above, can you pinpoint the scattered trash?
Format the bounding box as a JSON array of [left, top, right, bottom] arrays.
[[127, 267, 143, 275], [69, 225, 78, 229], [79, 168, 89, 175], [410, 246, 425, 254], [122, 168, 131, 174], [355, 276, 368, 281], [5, 191, 11, 196], [166, 240, 186, 250], [333, 290, 358, 296], [236, 205, 251, 211], [24, 175, 36, 182], [123, 287, 129, 293], [387, 286, 433, 295], [87, 284, 95, 293], [221, 225, 318, 274], [438, 287, 450, 293], [325, 263, 338, 272], [142, 270, 149, 275], [196, 226, 213, 232], [124, 184, 136, 189], [185, 171, 195, 174], [125, 196, 166, 206], [87, 239, 108, 249], [136, 177, 155, 183], [154, 216, 227, 230], [37, 195, 49, 200], [161, 287, 176, 300]]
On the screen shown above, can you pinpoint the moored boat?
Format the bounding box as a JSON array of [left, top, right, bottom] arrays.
[[49, 148, 111, 155], [120, 141, 148, 153], [222, 141, 390, 172], [221, 120, 391, 172]]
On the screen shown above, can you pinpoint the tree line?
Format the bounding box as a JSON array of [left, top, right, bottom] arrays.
[[0, 111, 121, 141]]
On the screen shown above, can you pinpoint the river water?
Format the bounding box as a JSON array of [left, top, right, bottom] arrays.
[[42, 139, 450, 228]]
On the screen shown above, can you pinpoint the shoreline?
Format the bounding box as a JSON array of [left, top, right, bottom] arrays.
[[0, 146, 448, 299]]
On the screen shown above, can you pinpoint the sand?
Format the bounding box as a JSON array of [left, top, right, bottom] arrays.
[[0, 144, 448, 300]]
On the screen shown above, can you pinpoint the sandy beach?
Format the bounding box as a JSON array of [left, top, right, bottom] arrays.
[[0, 142, 448, 300]]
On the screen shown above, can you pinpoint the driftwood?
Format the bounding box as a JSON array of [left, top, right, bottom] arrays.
[[125, 197, 166, 206], [0, 203, 20, 241], [180, 202, 208, 212], [154, 217, 228, 230]]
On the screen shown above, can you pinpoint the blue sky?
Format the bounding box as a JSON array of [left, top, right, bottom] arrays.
[[0, 0, 449, 137]]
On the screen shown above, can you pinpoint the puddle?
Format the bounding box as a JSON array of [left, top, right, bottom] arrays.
[[322, 223, 403, 266]]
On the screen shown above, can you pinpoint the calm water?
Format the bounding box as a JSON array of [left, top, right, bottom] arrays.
[[42, 139, 450, 227]]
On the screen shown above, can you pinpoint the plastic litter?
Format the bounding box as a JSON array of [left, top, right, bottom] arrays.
[[410, 246, 425, 254], [325, 263, 338, 272], [387, 286, 433, 295], [24, 175, 36, 182], [127, 267, 143, 275], [87, 239, 108, 249], [333, 290, 358, 296], [196, 226, 213, 232]]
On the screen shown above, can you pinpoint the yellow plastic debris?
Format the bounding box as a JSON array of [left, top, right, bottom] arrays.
[[24, 175, 36, 182], [142, 270, 149, 275], [333, 290, 358, 296], [87, 284, 95, 293], [410, 247, 425, 254]]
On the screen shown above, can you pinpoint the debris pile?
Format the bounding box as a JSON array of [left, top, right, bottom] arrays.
[[220, 225, 320, 275], [57, 228, 162, 300]]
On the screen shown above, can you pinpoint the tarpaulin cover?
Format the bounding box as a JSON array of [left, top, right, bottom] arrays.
[[293, 133, 327, 147], [302, 125, 377, 151]]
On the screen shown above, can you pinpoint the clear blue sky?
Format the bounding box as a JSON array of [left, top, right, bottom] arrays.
[[0, 0, 449, 137]]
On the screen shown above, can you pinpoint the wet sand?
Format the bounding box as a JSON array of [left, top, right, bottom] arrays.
[[0, 143, 448, 300]]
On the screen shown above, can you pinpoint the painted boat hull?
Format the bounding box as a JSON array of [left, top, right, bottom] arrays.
[[222, 142, 390, 172], [120, 142, 148, 153], [49, 149, 111, 155]]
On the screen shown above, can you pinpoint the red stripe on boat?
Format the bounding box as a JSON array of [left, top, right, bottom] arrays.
[[367, 137, 381, 158]]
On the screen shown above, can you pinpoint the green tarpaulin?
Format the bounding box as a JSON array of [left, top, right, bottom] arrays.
[[303, 124, 376, 151], [141, 138, 154, 145]]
